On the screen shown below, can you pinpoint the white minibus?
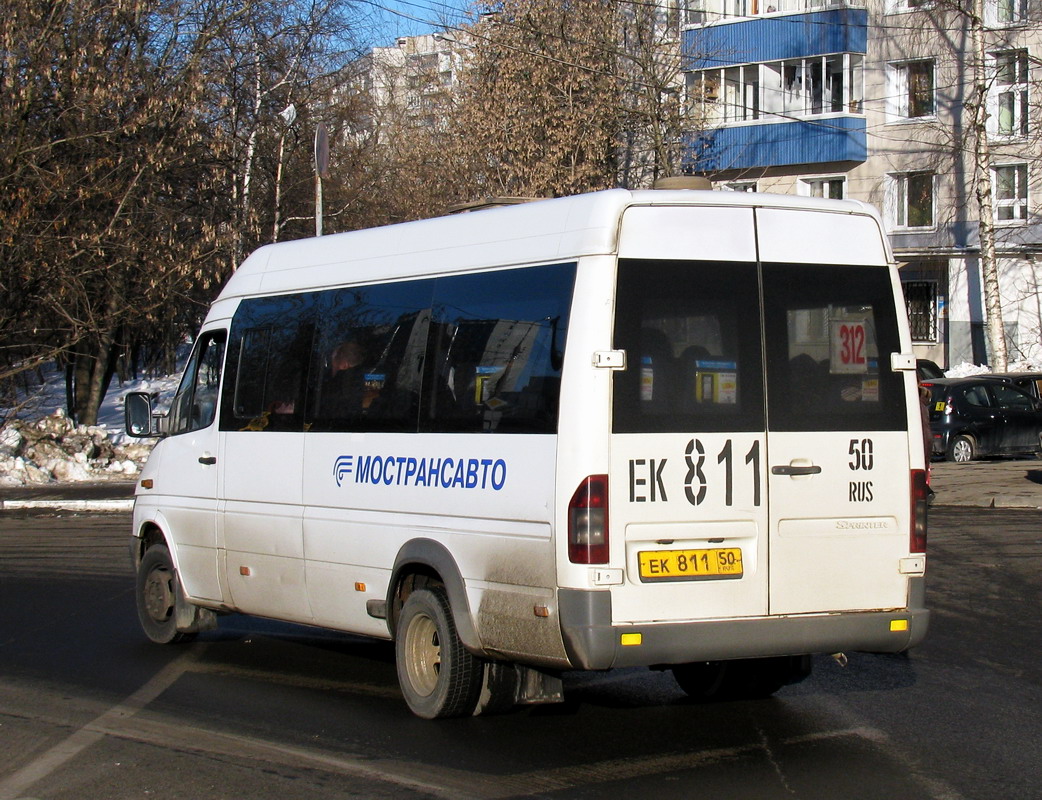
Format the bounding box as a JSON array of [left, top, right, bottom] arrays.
[[126, 187, 929, 718]]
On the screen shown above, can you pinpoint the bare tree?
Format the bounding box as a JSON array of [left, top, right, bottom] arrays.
[[0, 0, 374, 424], [439, 0, 623, 200], [616, 0, 686, 187], [0, 0, 240, 423]]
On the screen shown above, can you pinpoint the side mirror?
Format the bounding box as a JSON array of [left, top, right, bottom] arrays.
[[125, 391, 155, 437]]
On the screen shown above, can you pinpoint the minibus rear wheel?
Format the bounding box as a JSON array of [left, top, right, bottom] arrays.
[[135, 544, 196, 645], [396, 586, 482, 718]]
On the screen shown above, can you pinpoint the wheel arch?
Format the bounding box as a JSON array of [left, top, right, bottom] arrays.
[[386, 538, 483, 655], [131, 517, 171, 571]]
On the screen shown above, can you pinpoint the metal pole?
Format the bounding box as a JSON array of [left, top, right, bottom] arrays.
[[315, 173, 323, 237]]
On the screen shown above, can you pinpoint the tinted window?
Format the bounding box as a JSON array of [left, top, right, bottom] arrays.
[[613, 260, 766, 433], [763, 263, 906, 431], [423, 263, 576, 433], [220, 293, 317, 432], [992, 383, 1035, 411], [307, 280, 434, 433], [959, 384, 992, 408], [169, 331, 226, 435]]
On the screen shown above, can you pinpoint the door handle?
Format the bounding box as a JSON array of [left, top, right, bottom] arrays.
[[771, 464, 821, 476], [198, 455, 217, 465]]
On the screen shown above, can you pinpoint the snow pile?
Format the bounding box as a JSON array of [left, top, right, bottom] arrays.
[[0, 361, 182, 486], [944, 362, 993, 378], [945, 359, 1042, 378], [0, 409, 154, 486]]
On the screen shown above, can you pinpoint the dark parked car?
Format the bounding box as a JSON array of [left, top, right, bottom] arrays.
[[986, 371, 1042, 401], [923, 377, 1042, 462], [916, 358, 945, 381]]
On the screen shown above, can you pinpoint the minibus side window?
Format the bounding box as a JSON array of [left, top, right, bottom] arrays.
[[168, 331, 226, 435], [423, 263, 576, 434], [613, 259, 765, 434], [762, 263, 906, 432], [307, 279, 435, 433], [220, 293, 317, 432]]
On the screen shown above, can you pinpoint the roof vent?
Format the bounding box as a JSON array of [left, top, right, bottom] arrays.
[[653, 176, 713, 191], [446, 197, 540, 214]]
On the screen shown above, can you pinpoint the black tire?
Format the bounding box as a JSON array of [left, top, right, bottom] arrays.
[[135, 544, 196, 645], [672, 656, 811, 702], [946, 434, 975, 463], [395, 586, 483, 719]]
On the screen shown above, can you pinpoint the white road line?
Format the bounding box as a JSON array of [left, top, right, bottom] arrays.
[[0, 647, 200, 800]]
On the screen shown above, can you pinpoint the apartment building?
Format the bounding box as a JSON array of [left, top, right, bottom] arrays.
[[682, 0, 1042, 368], [361, 33, 462, 134]]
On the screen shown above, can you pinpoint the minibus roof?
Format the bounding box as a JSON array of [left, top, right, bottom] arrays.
[[217, 189, 883, 302]]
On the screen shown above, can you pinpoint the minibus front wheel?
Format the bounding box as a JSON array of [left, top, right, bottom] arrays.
[[396, 586, 483, 718], [135, 544, 197, 645]]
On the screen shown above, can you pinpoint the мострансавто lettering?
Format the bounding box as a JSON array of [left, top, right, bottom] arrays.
[[334, 454, 507, 490]]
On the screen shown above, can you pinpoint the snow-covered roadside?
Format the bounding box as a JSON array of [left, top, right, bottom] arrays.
[[0, 366, 180, 486]]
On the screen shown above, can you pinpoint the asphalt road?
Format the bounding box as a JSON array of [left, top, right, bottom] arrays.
[[0, 506, 1039, 800]]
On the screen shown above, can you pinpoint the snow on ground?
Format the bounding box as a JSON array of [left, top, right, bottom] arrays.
[[0, 362, 182, 486]]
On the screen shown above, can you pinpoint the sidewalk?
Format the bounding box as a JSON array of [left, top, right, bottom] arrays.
[[929, 458, 1042, 509], [3, 459, 1042, 511], [0, 478, 136, 512]]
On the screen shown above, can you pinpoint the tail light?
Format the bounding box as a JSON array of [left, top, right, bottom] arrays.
[[910, 469, 928, 553], [568, 475, 609, 564]]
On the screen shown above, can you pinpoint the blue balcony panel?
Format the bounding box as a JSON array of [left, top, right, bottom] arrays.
[[684, 9, 868, 70], [687, 117, 866, 171]]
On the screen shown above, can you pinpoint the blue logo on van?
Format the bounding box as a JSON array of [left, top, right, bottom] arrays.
[[332, 454, 507, 491], [334, 455, 354, 487]]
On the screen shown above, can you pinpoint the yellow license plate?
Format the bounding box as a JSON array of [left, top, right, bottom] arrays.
[[638, 548, 743, 582]]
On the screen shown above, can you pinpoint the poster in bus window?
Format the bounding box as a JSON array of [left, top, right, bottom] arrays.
[[695, 360, 737, 404], [829, 319, 869, 374]]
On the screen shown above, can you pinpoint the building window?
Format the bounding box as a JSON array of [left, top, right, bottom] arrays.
[[888, 172, 934, 229], [888, 0, 932, 12], [688, 68, 758, 124], [987, 0, 1027, 24], [723, 181, 757, 192], [991, 51, 1029, 137], [994, 164, 1028, 222], [680, 0, 708, 25], [903, 281, 937, 342], [691, 54, 863, 124], [801, 176, 845, 198], [888, 60, 935, 120], [680, 0, 866, 25]]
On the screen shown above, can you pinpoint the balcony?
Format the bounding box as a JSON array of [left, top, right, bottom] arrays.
[[683, 8, 868, 69], [687, 115, 866, 171]]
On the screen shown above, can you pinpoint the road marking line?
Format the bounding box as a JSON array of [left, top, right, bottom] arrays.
[[88, 713, 484, 800], [0, 647, 200, 800]]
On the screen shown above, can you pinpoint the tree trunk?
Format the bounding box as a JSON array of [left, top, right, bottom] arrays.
[[970, 0, 1007, 370]]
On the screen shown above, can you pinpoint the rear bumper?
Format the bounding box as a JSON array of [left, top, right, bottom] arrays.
[[558, 585, 929, 670]]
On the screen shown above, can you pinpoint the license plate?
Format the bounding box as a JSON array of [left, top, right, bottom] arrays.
[[638, 548, 743, 582]]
